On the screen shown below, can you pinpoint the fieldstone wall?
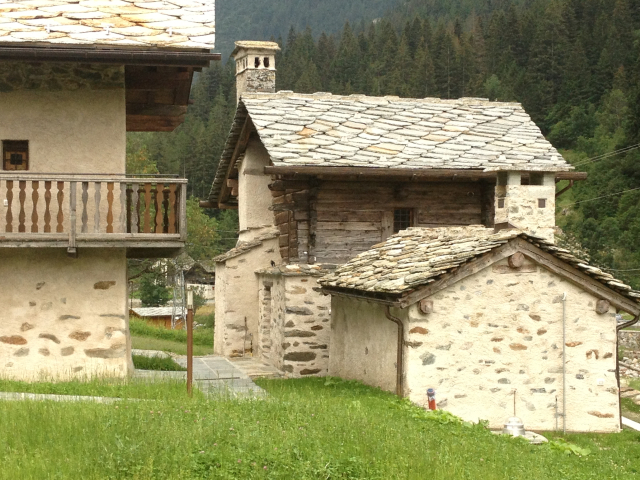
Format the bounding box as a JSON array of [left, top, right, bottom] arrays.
[[404, 256, 619, 433], [0, 62, 124, 92], [0, 248, 131, 380], [258, 270, 332, 376], [619, 330, 640, 351], [495, 182, 555, 242]]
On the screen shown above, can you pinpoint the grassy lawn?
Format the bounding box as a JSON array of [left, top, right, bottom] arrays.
[[129, 318, 214, 356], [0, 378, 639, 479], [131, 335, 214, 356]]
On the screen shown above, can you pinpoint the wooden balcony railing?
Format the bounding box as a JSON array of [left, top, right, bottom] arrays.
[[0, 175, 187, 254]]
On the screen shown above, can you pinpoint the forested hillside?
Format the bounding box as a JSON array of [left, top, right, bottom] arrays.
[[130, 0, 640, 287]]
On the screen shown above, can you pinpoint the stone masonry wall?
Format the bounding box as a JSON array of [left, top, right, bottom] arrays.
[[495, 184, 556, 242], [280, 275, 331, 376], [213, 238, 281, 357], [258, 273, 331, 376], [404, 256, 619, 433], [0, 248, 131, 380]]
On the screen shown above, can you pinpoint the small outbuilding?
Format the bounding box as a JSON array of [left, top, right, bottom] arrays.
[[319, 226, 640, 433], [130, 307, 186, 330]]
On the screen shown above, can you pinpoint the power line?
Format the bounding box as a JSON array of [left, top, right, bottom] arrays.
[[572, 143, 640, 167], [564, 186, 640, 207]]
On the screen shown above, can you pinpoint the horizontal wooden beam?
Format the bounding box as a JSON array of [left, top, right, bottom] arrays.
[[0, 46, 219, 67], [265, 166, 588, 181]]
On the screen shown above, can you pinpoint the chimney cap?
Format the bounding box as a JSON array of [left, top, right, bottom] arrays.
[[232, 41, 281, 58]]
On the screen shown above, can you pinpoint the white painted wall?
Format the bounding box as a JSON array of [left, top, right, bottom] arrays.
[[0, 87, 126, 174], [237, 139, 275, 235], [329, 297, 398, 392]]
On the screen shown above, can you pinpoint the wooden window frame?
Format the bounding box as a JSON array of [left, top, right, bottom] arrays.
[[393, 208, 414, 233], [2, 140, 29, 171]]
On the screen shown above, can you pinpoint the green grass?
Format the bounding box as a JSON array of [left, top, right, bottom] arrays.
[[130, 318, 213, 346], [1, 377, 640, 479], [131, 335, 213, 356], [132, 354, 186, 371], [0, 377, 195, 400]]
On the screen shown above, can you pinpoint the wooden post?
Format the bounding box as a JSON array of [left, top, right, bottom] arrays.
[[186, 288, 194, 397], [68, 181, 77, 257]]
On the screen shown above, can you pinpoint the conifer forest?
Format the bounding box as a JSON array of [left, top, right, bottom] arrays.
[[129, 0, 640, 287]]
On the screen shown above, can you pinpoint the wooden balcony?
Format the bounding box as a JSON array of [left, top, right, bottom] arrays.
[[0, 175, 187, 258]]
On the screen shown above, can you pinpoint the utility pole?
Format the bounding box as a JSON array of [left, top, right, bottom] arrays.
[[186, 288, 194, 397]]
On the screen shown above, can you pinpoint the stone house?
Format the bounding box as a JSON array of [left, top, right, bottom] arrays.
[[319, 226, 640, 432], [0, 1, 217, 380], [203, 41, 585, 377]]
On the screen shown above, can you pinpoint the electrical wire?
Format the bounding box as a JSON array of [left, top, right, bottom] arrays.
[[572, 143, 640, 167], [563, 186, 640, 206]]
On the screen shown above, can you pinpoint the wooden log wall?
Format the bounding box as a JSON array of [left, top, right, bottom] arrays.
[[270, 179, 495, 265]]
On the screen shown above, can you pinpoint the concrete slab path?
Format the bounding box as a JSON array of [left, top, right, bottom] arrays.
[[133, 354, 268, 398]]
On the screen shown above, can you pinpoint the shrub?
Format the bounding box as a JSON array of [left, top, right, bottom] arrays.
[[131, 355, 186, 371]]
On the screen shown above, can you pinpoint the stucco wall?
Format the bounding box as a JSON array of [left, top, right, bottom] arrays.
[[404, 256, 619, 433], [0, 248, 130, 380], [213, 238, 281, 357], [329, 297, 398, 392], [237, 139, 274, 234], [0, 62, 126, 174]]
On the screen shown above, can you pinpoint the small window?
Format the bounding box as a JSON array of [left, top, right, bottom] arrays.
[[538, 198, 546, 208], [3, 140, 29, 171], [393, 208, 413, 233], [498, 198, 505, 209], [254, 56, 261, 68], [264, 57, 270, 68]]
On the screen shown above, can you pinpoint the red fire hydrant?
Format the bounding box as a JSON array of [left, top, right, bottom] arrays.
[[427, 388, 436, 410]]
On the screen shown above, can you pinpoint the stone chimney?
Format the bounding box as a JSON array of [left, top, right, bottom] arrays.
[[494, 170, 556, 242], [232, 41, 280, 103]]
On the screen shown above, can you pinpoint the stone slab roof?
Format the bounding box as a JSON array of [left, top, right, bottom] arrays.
[[0, 0, 215, 49], [209, 92, 570, 203], [256, 263, 336, 277], [213, 228, 278, 263], [319, 226, 640, 304]]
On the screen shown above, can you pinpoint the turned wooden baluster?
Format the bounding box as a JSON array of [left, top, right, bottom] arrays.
[[106, 182, 114, 234], [94, 182, 101, 233], [168, 184, 177, 234], [155, 183, 164, 234], [81, 182, 89, 233], [56, 182, 64, 233], [30, 181, 39, 233], [143, 183, 152, 233], [162, 185, 169, 234], [18, 181, 26, 233], [131, 184, 140, 233], [5, 180, 13, 233], [44, 181, 52, 233], [119, 183, 126, 234]]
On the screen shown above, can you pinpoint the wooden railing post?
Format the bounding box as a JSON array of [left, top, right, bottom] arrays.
[[68, 181, 77, 256], [179, 183, 187, 240], [5, 180, 13, 233]]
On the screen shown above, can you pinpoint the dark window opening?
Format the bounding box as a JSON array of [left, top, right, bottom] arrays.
[[393, 208, 413, 233], [264, 57, 270, 68], [254, 56, 261, 68], [498, 198, 505, 209], [538, 198, 546, 208], [3, 140, 29, 171]]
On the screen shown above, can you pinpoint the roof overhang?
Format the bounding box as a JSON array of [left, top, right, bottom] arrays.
[[321, 237, 640, 316], [0, 45, 221, 132]]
